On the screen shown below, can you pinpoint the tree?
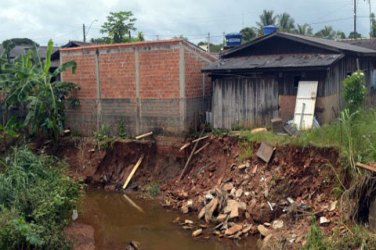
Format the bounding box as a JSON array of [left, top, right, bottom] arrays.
[[335, 31, 346, 39], [1, 38, 39, 62], [315, 26, 336, 39], [197, 41, 223, 53], [278, 12, 295, 32], [371, 13, 376, 37], [0, 40, 78, 142], [294, 23, 313, 35], [256, 10, 277, 35], [100, 11, 137, 43], [240, 27, 257, 43], [348, 31, 361, 39]]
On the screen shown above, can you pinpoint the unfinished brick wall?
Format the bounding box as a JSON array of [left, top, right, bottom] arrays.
[[61, 39, 215, 136]]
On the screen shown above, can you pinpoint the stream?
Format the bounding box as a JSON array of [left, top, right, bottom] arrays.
[[76, 189, 259, 250]]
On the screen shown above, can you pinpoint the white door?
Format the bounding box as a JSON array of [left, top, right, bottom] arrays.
[[293, 81, 318, 130]]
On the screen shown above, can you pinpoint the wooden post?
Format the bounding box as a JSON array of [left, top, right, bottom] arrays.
[[123, 155, 144, 189]]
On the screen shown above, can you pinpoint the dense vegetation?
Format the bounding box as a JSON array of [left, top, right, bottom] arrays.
[[0, 147, 80, 249], [0, 39, 80, 249]]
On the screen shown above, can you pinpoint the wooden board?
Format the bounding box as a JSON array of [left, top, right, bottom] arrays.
[[293, 81, 318, 130], [256, 142, 275, 163]]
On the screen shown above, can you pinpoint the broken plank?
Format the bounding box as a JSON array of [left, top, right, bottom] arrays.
[[135, 132, 153, 140], [123, 155, 144, 189], [178, 129, 204, 181], [356, 162, 376, 173], [179, 142, 191, 151], [192, 135, 209, 143], [194, 142, 210, 155], [123, 194, 144, 213]]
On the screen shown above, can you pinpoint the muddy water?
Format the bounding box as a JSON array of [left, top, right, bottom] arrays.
[[77, 190, 259, 250]]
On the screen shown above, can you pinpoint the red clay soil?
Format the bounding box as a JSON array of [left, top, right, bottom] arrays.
[[59, 134, 341, 249]]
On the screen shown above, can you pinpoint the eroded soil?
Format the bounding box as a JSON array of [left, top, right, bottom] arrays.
[[59, 135, 341, 249]]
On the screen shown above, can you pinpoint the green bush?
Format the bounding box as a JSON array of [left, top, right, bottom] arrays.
[[0, 147, 80, 249], [343, 70, 367, 114]]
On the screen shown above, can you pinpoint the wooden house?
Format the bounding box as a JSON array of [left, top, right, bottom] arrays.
[[202, 32, 376, 130]]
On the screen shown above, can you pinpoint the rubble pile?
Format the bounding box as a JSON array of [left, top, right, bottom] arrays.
[[162, 137, 340, 248]]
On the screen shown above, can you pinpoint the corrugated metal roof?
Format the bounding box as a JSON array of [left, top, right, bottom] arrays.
[[341, 38, 376, 50], [281, 32, 376, 54], [202, 54, 343, 72], [221, 32, 376, 58], [0, 45, 59, 59]]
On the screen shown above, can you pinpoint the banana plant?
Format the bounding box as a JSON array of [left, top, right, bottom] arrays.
[[0, 39, 78, 142]]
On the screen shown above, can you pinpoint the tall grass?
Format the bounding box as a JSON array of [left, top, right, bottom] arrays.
[[241, 109, 376, 172], [0, 147, 81, 249]]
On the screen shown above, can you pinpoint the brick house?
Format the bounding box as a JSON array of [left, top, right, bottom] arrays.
[[60, 39, 215, 136]]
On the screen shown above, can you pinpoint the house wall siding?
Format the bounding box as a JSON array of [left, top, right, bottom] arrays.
[[61, 40, 215, 136], [212, 77, 278, 129]]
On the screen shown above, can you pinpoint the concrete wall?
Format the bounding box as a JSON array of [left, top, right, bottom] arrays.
[[61, 39, 214, 136]]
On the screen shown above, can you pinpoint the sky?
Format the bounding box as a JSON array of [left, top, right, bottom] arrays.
[[0, 0, 374, 46]]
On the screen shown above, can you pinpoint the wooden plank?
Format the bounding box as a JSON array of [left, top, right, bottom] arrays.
[[135, 132, 153, 140], [192, 135, 209, 143], [356, 162, 376, 173], [123, 155, 144, 189], [194, 142, 210, 155], [178, 129, 204, 181], [179, 142, 191, 151]]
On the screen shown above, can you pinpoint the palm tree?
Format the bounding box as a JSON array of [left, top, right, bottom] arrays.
[[315, 26, 336, 39], [295, 23, 313, 36], [278, 12, 295, 32], [240, 27, 257, 43], [256, 10, 277, 35]]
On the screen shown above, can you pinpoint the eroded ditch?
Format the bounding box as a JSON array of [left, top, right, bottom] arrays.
[[60, 135, 342, 249]]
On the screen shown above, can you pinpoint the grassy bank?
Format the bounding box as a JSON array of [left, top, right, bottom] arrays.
[[0, 147, 80, 249]]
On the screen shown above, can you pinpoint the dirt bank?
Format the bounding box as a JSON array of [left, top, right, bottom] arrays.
[[60, 134, 341, 249]]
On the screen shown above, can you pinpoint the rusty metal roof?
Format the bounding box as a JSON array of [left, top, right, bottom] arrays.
[[221, 32, 376, 58], [202, 53, 343, 72]]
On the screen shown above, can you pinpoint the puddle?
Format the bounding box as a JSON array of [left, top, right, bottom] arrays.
[[76, 189, 259, 250]]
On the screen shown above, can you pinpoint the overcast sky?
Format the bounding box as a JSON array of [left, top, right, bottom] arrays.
[[0, 0, 374, 46]]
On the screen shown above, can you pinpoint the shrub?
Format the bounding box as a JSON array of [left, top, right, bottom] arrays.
[[343, 70, 367, 114], [0, 147, 81, 249]]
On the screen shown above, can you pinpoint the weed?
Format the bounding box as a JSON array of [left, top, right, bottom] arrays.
[[0, 147, 81, 249], [117, 118, 127, 139], [301, 218, 327, 250], [148, 180, 160, 198], [238, 142, 253, 161], [93, 125, 114, 150], [212, 128, 229, 136], [328, 224, 376, 250]]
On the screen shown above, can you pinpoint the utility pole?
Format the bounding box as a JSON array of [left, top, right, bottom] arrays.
[[354, 0, 357, 37], [368, 0, 372, 37], [83, 24, 86, 42], [207, 32, 210, 53]]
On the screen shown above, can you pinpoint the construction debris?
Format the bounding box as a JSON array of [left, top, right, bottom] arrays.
[[179, 142, 191, 151], [192, 229, 203, 237], [123, 155, 144, 190], [251, 128, 267, 134], [257, 225, 271, 237], [256, 142, 275, 163], [356, 162, 376, 173], [135, 132, 153, 140]]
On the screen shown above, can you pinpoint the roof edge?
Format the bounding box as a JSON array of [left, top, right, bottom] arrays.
[[60, 38, 185, 52]]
